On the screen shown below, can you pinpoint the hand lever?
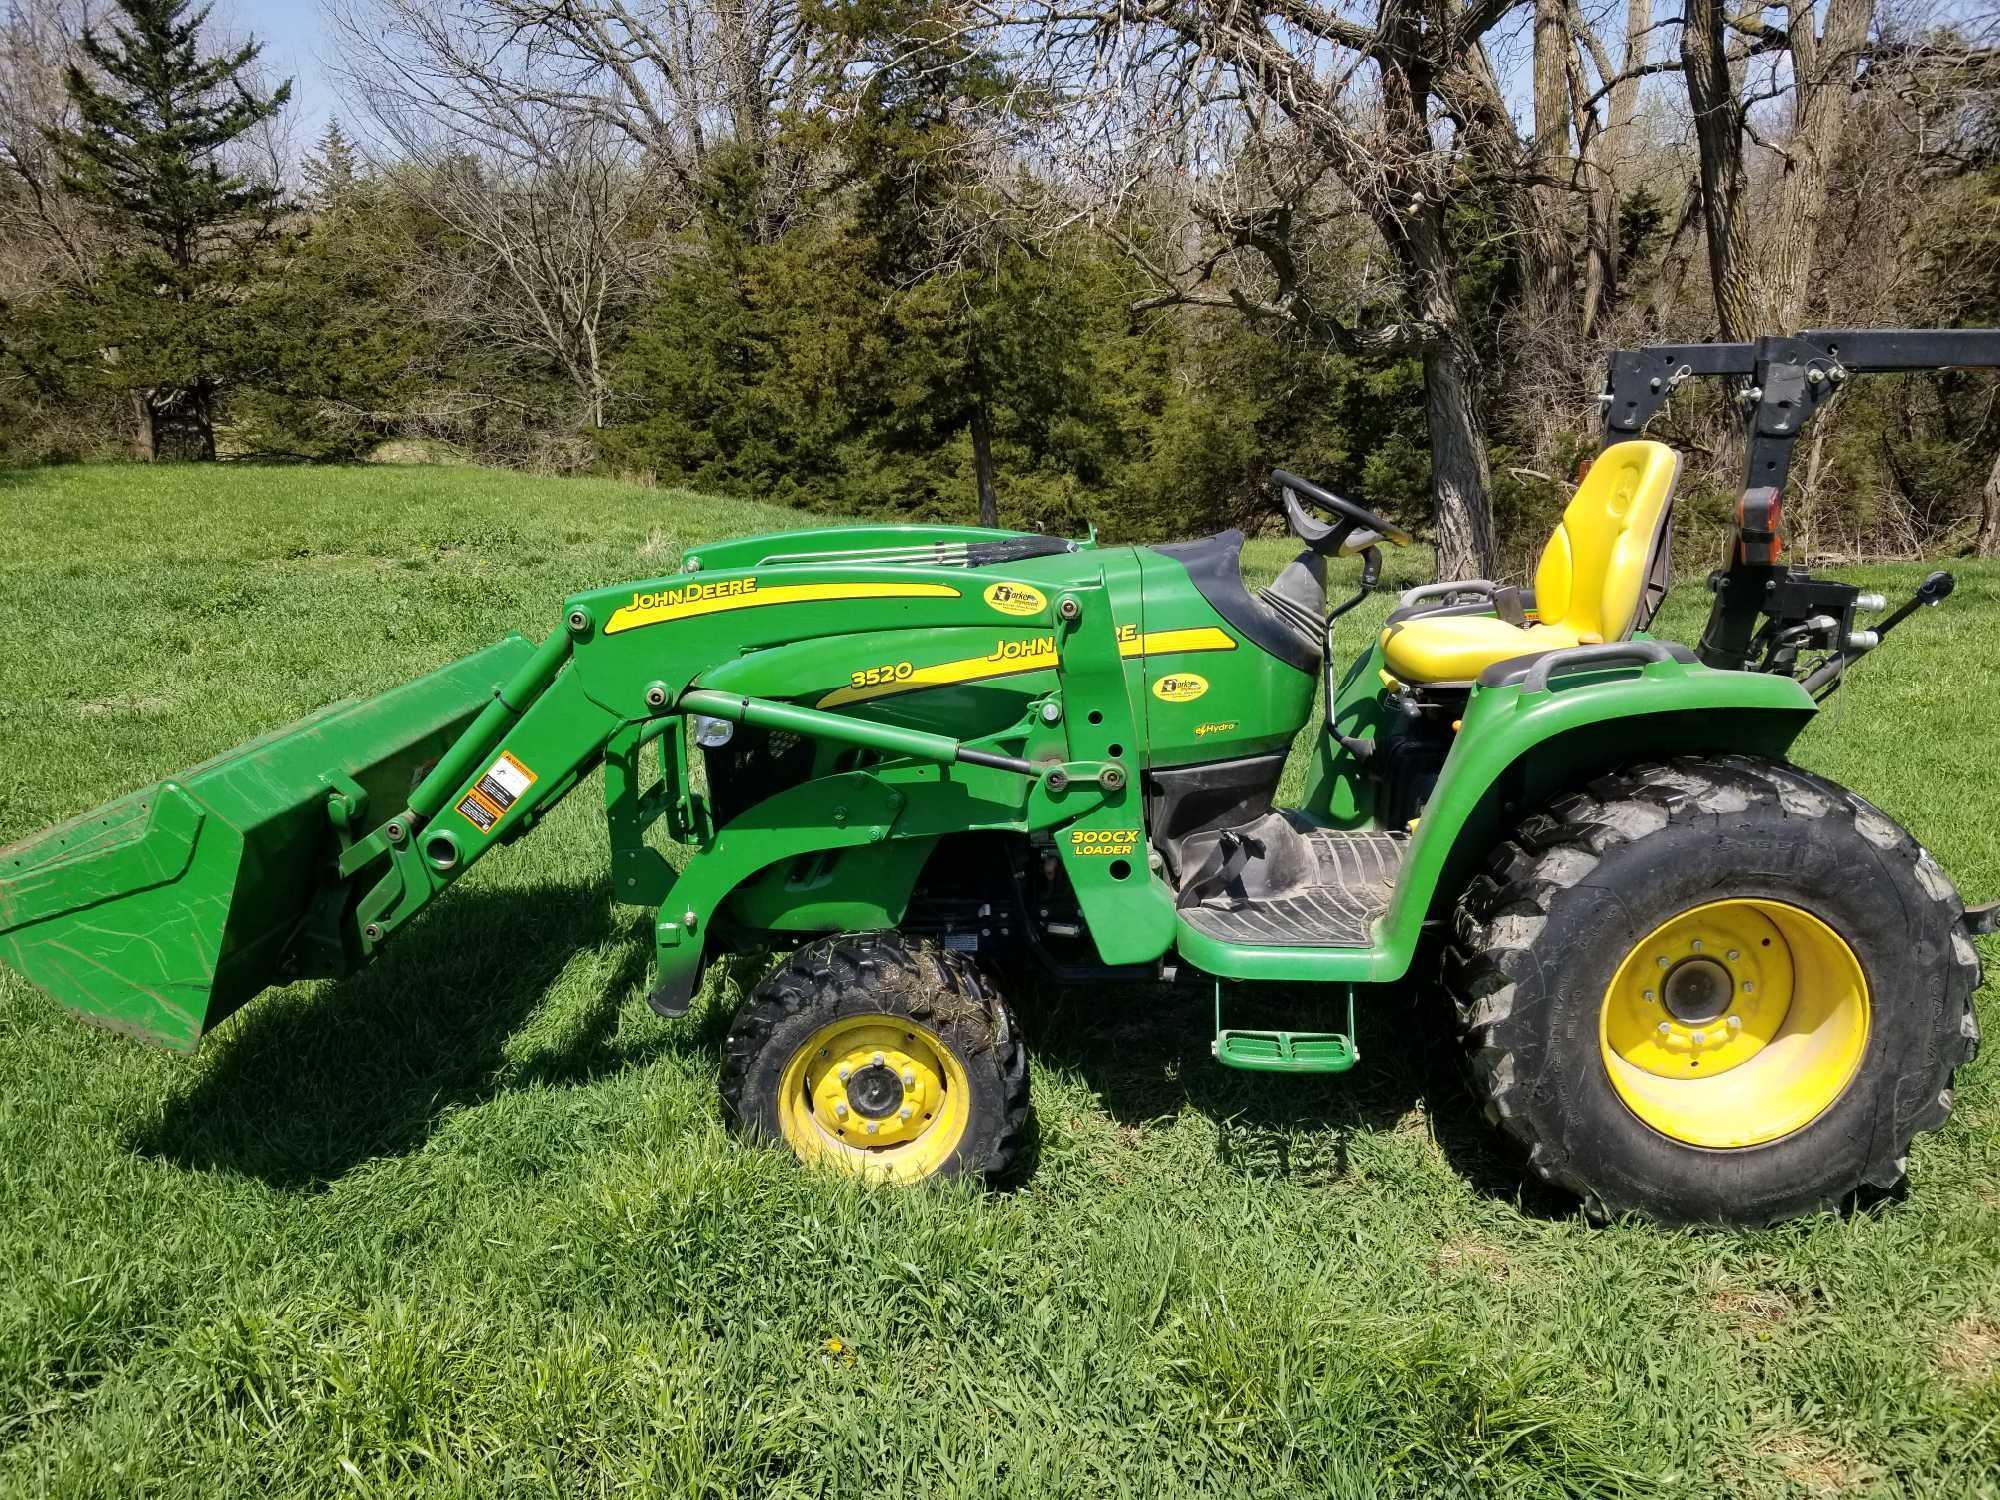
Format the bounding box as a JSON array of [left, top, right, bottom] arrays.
[[1870, 569, 1955, 641]]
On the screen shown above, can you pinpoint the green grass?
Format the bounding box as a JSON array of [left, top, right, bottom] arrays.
[[1, 462, 1997, 1497]]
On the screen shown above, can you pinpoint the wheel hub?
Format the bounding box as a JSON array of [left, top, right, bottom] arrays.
[[1610, 910, 1788, 1074], [1599, 898, 1870, 1148], [845, 1063, 905, 1119], [789, 1021, 959, 1164], [1661, 956, 1733, 1024]]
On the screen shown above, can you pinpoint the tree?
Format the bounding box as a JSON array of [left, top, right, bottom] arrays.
[[329, 0, 821, 244], [303, 116, 361, 208], [985, 0, 1546, 576], [50, 0, 290, 458]]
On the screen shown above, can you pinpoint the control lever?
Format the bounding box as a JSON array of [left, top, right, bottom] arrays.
[[1800, 571, 1953, 698], [1870, 570, 1955, 640], [1325, 545, 1383, 759]]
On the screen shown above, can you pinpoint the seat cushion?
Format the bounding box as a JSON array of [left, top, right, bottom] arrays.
[[1381, 615, 1589, 684]]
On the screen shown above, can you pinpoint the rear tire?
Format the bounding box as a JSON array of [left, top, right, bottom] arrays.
[[721, 932, 1028, 1186], [1446, 755, 1980, 1225]]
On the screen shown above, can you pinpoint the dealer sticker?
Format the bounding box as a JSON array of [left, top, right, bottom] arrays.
[[983, 581, 1046, 616]]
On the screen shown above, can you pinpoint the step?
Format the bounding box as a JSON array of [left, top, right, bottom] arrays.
[[1177, 814, 1407, 949], [1213, 1028, 1358, 1074]]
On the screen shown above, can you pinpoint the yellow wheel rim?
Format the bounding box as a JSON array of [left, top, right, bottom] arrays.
[[1599, 899, 1870, 1148], [776, 1015, 972, 1183]]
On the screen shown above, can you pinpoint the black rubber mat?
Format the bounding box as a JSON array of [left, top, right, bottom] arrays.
[[1179, 828, 1406, 948]]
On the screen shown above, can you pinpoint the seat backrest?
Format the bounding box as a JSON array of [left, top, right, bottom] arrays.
[[1532, 440, 1681, 642]]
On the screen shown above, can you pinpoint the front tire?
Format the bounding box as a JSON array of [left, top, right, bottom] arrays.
[[1446, 756, 1981, 1225], [722, 933, 1028, 1186]]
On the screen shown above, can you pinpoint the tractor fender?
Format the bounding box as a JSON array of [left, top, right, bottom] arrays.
[[1377, 659, 1818, 976], [648, 760, 1117, 1009]]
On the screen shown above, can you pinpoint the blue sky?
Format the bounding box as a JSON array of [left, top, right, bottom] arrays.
[[229, 0, 338, 137]]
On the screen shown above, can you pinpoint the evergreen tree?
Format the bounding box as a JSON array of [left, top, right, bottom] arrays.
[[303, 118, 361, 209], [51, 0, 291, 459]]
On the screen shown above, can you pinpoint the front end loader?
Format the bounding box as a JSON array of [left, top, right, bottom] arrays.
[[4, 328, 1995, 1224]]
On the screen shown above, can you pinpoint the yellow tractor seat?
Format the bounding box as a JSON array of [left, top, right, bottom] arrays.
[[1381, 440, 1681, 685]]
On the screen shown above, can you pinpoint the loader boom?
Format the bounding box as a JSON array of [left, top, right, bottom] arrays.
[[1, 533, 1192, 1045]]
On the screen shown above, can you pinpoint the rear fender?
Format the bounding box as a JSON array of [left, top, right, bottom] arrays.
[[1190, 660, 1816, 984], [1379, 660, 1818, 972]]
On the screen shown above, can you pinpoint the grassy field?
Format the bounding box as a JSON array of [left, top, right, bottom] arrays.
[[1, 462, 1997, 1497]]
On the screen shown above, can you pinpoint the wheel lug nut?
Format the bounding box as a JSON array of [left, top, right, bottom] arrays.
[[1643, 989, 1656, 1002], [864, 1121, 879, 1135], [835, 1102, 848, 1118], [872, 1052, 885, 1066], [838, 1066, 852, 1081], [1727, 949, 1741, 961], [1690, 939, 1703, 952], [1742, 981, 1755, 993], [1657, 956, 1671, 968], [899, 1106, 913, 1120], [902, 1069, 915, 1086], [1657, 1021, 1671, 1036], [1692, 1030, 1707, 1045], [1727, 1016, 1742, 1031]]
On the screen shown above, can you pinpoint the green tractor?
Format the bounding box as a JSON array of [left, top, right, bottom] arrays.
[[3, 330, 1994, 1224]]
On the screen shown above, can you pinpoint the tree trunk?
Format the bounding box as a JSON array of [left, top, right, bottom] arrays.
[[1682, 0, 1757, 338], [1527, 0, 1576, 337], [970, 396, 998, 529], [194, 383, 217, 462], [1425, 330, 1498, 579], [1977, 449, 2000, 559], [131, 390, 157, 462], [1767, 0, 1875, 331], [1373, 49, 1497, 579], [1404, 215, 1497, 578], [1579, 0, 1652, 334]]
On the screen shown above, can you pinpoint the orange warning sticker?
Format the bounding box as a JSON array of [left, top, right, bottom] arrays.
[[456, 750, 537, 834]]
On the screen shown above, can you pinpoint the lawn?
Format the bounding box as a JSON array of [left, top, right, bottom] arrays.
[[1, 462, 1997, 1497]]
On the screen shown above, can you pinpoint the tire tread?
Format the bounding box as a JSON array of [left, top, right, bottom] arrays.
[[1445, 755, 1980, 1224]]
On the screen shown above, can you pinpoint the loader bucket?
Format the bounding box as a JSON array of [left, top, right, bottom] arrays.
[[0, 634, 539, 1051]]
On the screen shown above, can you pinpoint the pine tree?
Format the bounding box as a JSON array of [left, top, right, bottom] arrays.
[[303, 118, 360, 209], [52, 0, 291, 459]]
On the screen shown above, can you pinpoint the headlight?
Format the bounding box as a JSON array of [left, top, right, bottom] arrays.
[[692, 715, 735, 748]]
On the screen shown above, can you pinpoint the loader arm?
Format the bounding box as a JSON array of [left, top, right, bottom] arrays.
[[0, 543, 1185, 1048]]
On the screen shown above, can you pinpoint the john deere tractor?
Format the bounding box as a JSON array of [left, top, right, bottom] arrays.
[[4, 329, 1995, 1225]]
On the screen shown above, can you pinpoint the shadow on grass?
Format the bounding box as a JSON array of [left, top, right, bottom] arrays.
[[132, 882, 712, 1191], [132, 883, 1575, 1218], [1018, 971, 1576, 1216]]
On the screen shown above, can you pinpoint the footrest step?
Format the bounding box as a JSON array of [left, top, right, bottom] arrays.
[[1212, 1029, 1357, 1074]]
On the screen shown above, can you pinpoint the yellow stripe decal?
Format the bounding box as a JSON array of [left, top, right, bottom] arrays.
[[605, 580, 960, 635], [1117, 627, 1237, 657], [816, 625, 1237, 708], [817, 639, 1060, 708]]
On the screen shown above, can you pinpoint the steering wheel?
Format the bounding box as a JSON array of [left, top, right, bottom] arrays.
[[1272, 469, 1414, 557]]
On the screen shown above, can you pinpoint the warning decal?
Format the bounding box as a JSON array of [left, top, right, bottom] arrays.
[[456, 792, 498, 832], [456, 750, 538, 834]]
